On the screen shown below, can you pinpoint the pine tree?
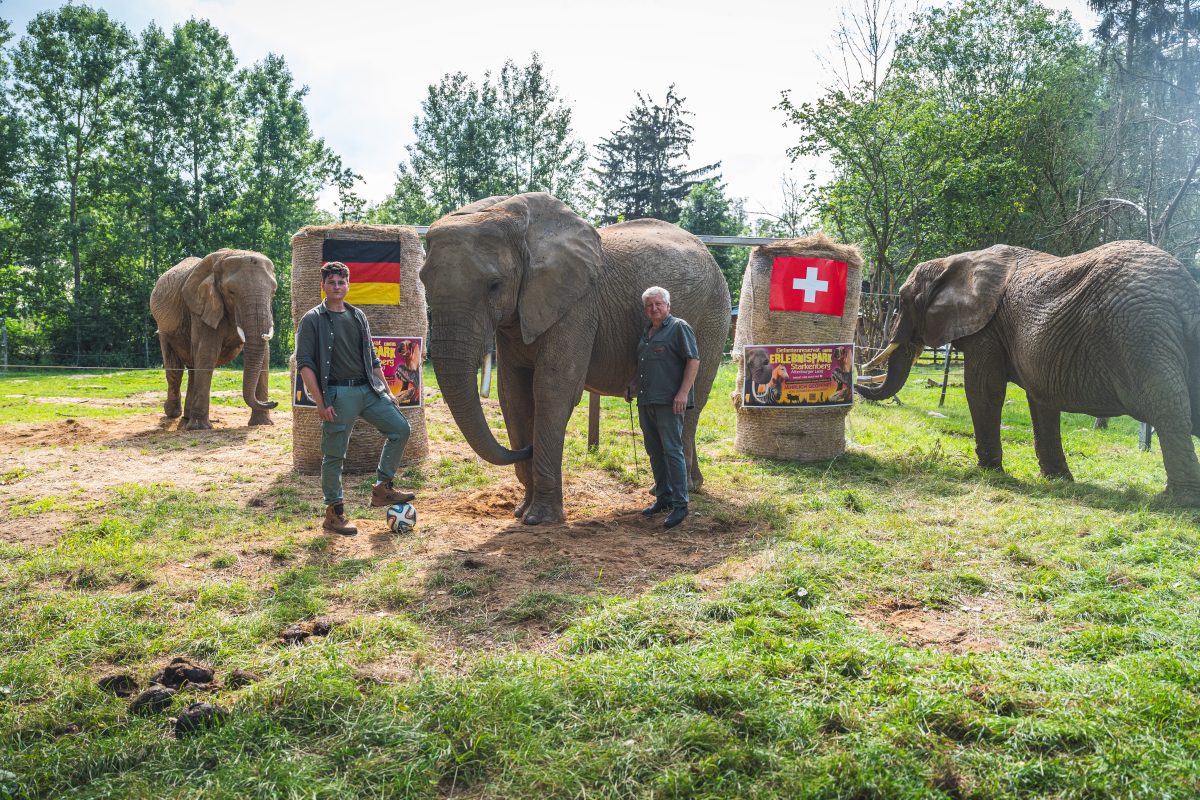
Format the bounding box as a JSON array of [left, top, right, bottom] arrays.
[[593, 86, 720, 225]]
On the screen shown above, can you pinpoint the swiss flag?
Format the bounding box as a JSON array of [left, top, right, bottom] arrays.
[[769, 256, 848, 316]]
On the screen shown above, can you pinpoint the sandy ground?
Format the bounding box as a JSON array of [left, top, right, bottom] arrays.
[[1, 392, 1003, 662]]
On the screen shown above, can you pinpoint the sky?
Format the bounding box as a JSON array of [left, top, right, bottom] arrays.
[[4, 0, 1098, 221]]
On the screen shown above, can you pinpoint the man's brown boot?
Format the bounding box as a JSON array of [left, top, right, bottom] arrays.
[[322, 504, 358, 536], [371, 480, 415, 507]]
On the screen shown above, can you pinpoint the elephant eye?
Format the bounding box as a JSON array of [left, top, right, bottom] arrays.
[[488, 280, 502, 293]]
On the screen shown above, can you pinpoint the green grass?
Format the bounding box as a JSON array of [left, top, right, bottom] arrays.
[[2, 361, 1199, 797]]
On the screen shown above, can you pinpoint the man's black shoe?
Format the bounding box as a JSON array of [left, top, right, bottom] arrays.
[[663, 505, 689, 529], [641, 500, 672, 517]]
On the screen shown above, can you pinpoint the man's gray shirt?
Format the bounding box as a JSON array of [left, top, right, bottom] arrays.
[[636, 314, 700, 408]]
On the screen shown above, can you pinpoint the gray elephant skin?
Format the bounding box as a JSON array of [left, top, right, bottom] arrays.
[[150, 249, 279, 430], [421, 192, 732, 525], [856, 240, 1200, 502]]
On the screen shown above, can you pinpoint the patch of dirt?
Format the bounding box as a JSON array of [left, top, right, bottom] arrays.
[[856, 595, 1008, 653], [2, 394, 754, 661]]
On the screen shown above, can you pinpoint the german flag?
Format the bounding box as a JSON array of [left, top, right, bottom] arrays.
[[321, 239, 402, 305]]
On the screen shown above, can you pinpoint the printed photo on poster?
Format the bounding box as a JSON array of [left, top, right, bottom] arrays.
[[741, 343, 854, 408], [374, 336, 423, 408], [292, 336, 424, 408]]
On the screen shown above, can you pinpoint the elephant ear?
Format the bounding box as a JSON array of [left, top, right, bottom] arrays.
[[183, 252, 226, 330], [921, 246, 1014, 348], [449, 195, 508, 216], [500, 193, 602, 345]]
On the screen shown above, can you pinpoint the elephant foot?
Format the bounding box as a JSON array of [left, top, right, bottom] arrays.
[[976, 460, 1005, 473], [514, 495, 532, 519], [164, 401, 182, 419], [1039, 466, 1074, 481], [185, 417, 213, 431], [1160, 485, 1200, 507], [248, 410, 273, 426], [521, 501, 565, 526]]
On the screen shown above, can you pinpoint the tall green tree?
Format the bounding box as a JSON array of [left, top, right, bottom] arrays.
[[495, 53, 588, 205], [593, 86, 720, 224], [12, 4, 133, 359], [782, 0, 1105, 289], [678, 179, 748, 297], [234, 53, 336, 353], [388, 54, 588, 221], [1088, 0, 1200, 259]]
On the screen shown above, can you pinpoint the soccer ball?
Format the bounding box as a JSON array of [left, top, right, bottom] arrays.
[[385, 502, 417, 533]]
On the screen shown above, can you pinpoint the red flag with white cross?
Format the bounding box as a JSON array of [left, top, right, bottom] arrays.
[[768, 256, 848, 316]]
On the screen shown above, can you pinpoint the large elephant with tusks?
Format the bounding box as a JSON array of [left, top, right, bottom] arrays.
[[421, 193, 731, 525]]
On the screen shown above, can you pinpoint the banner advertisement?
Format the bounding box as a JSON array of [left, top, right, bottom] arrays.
[[741, 343, 854, 408], [293, 335, 423, 409]]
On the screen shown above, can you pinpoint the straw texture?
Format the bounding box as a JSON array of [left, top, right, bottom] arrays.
[[732, 234, 863, 461], [290, 224, 428, 475]]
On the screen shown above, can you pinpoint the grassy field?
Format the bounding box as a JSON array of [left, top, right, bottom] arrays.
[[1, 361, 1198, 799]]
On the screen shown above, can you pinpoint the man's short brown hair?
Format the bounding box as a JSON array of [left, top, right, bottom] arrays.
[[321, 261, 350, 280]]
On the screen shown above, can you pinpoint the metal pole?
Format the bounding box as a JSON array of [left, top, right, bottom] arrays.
[[939, 345, 953, 408], [1139, 422, 1153, 452], [1, 317, 7, 374]]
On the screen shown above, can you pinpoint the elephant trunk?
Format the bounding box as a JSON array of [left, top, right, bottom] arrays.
[[431, 311, 531, 465], [238, 299, 277, 412], [854, 341, 923, 401]]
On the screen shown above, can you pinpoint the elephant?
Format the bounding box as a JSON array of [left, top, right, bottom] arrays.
[[150, 249, 279, 430], [855, 240, 1200, 503], [421, 192, 732, 525]]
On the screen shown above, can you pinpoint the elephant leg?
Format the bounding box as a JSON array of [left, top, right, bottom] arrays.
[[520, 366, 588, 526], [1029, 400, 1072, 480], [497, 362, 536, 518], [185, 362, 216, 430], [1156, 425, 1200, 504], [963, 351, 1007, 471], [161, 340, 183, 419], [248, 346, 273, 426]]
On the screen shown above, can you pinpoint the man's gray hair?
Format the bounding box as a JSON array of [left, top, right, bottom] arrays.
[[642, 286, 670, 304]]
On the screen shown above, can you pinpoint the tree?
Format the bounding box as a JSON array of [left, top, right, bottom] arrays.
[[593, 86, 720, 224], [782, 0, 1106, 290], [12, 4, 133, 359], [495, 54, 588, 205], [367, 162, 440, 226], [393, 54, 588, 219], [1085, 0, 1200, 261], [678, 179, 748, 297], [234, 53, 337, 354]]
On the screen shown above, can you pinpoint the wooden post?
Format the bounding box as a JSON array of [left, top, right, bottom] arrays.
[[1139, 422, 1153, 452], [588, 391, 600, 451]]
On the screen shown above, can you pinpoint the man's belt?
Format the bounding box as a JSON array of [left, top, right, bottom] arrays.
[[328, 377, 370, 387]]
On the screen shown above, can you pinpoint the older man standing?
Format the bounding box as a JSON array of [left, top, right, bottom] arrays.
[[625, 286, 700, 529]]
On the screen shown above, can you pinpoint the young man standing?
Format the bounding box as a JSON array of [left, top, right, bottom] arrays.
[[625, 286, 700, 529], [296, 261, 416, 536]]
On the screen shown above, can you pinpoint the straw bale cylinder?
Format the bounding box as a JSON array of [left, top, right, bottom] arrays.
[[290, 224, 428, 475], [732, 234, 863, 461]]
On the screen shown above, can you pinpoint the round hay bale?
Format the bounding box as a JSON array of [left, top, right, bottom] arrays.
[[732, 234, 863, 461], [290, 224, 428, 475]]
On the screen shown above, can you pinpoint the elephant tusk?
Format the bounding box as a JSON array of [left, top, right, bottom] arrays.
[[856, 373, 889, 386], [236, 326, 246, 343], [862, 343, 899, 372], [265, 325, 274, 340], [480, 351, 493, 398], [260, 333, 271, 341]]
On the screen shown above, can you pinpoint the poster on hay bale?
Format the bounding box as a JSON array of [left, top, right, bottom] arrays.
[[741, 343, 854, 408], [293, 336, 424, 409]]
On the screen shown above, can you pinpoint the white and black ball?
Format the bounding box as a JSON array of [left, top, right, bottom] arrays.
[[385, 502, 417, 533]]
